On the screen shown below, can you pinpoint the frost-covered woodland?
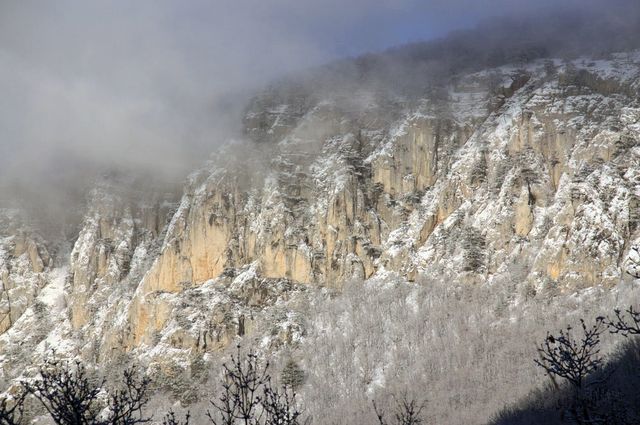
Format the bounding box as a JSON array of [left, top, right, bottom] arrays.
[[1, 7, 640, 425]]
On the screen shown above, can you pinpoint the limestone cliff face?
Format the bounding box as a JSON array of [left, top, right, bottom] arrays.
[[47, 177, 190, 368], [114, 55, 640, 353], [0, 53, 639, 381], [0, 210, 51, 335], [96, 55, 639, 357], [67, 182, 176, 331]]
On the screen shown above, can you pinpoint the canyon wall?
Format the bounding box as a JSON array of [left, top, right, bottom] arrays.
[[0, 54, 638, 382]]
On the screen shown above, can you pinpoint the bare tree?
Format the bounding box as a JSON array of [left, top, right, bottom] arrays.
[[533, 318, 628, 425], [207, 372, 237, 425], [207, 346, 269, 425], [372, 394, 425, 425], [103, 367, 151, 425], [262, 382, 304, 425], [0, 391, 26, 425], [607, 306, 640, 337], [534, 319, 605, 390], [23, 357, 151, 425], [162, 410, 190, 425], [22, 358, 103, 425], [207, 347, 307, 425]]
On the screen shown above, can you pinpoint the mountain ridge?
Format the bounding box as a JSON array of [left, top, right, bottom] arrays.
[[0, 36, 639, 424]]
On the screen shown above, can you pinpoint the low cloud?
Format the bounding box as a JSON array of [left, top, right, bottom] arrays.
[[0, 0, 632, 232]]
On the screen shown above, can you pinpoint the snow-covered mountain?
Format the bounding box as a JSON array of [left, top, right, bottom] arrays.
[[0, 47, 639, 423]]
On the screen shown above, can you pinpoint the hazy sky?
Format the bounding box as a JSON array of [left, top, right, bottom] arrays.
[[0, 0, 615, 211]]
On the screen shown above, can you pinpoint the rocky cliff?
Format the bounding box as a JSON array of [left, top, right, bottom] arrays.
[[0, 52, 638, 392], [0, 210, 51, 335]]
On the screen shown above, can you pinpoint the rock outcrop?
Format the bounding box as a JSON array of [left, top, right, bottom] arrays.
[[0, 52, 638, 385], [103, 54, 640, 355], [0, 210, 50, 335]]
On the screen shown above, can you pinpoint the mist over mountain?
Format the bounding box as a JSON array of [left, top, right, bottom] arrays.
[[0, 1, 639, 424], [252, 2, 640, 109], [2, 0, 639, 235]]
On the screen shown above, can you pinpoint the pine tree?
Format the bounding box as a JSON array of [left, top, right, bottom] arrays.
[[280, 360, 305, 391]]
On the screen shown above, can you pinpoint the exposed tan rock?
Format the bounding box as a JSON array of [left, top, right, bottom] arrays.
[[4, 55, 634, 367], [372, 118, 439, 196], [514, 187, 535, 237]]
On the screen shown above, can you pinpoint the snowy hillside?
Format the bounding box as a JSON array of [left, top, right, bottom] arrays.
[[0, 49, 639, 424]]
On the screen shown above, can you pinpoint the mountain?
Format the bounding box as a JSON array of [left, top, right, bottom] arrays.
[[1, 20, 640, 424]]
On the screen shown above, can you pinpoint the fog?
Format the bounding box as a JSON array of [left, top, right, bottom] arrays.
[[0, 0, 636, 233]]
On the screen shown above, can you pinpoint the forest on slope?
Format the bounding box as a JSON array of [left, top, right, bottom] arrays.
[[1, 4, 639, 425]]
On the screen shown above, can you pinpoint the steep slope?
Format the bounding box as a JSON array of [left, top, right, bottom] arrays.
[[30, 51, 635, 371], [0, 50, 638, 422], [0, 210, 51, 334], [133, 53, 639, 299]]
